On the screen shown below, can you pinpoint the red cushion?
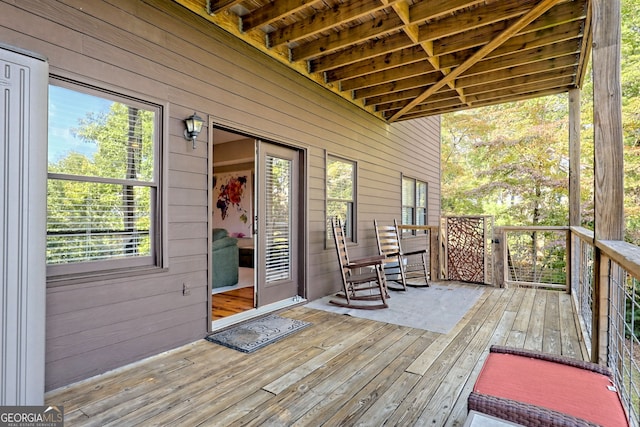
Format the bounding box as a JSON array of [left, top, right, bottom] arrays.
[[474, 353, 628, 427]]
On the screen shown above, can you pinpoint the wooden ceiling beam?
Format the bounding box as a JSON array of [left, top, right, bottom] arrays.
[[466, 76, 575, 102], [389, 0, 565, 122], [365, 86, 455, 107], [389, 0, 459, 99], [434, 1, 586, 56], [328, 11, 580, 105], [464, 69, 578, 97], [364, 87, 428, 107], [267, 0, 390, 48], [456, 53, 578, 88], [325, 45, 428, 83], [441, 35, 580, 71], [291, 14, 405, 61], [390, 85, 572, 120], [437, 18, 582, 64], [491, 20, 583, 55], [575, 0, 592, 88], [353, 72, 441, 99], [326, 0, 579, 109], [365, 57, 577, 107], [384, 0, 444, 74], [468, 83, 574, 105], [375, 89, 459, 111], [207, 0, 242, 15], [418, 0, 539, 42], [390, 0, 419, 42], [460, 39, 580, 77], [310, 32, 413, 73], [312, 9, 580, 76], [341, 60, 436, 91], [401, 75, 573, 115], [178, 0, 591, 122], [240, 0, 320, 32], [410, 0, 486, 23], [385, 98, 463, 118]]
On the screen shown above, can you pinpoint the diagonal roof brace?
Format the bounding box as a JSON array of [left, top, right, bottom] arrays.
[[389, 0, 565, 122]]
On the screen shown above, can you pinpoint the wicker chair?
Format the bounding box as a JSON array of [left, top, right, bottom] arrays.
[[468, 345, 629, 427]]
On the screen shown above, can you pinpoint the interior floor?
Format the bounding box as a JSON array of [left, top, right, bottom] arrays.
[[211, 267, 254, 295], [211, 286, 254, 321]]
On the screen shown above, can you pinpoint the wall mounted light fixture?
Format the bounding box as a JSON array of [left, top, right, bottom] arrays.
[[183, 112, 204, 149]]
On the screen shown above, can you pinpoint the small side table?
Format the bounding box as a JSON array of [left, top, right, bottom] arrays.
[[239, 247, 254, 268]]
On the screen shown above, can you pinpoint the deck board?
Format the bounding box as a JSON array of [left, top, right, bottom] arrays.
[[45, 284, 587, 426]]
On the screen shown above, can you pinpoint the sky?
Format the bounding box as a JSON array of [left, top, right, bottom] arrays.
[[48, 85, 112, 164]]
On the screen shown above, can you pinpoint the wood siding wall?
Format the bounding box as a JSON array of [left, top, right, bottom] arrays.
[[0, 0, 440, 390]]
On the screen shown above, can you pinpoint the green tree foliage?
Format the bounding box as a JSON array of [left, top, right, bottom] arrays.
[[442, 0, 640, 242], [442, 96, 570, 227], [326, 157, 355, 228], [622, 0, 640, 242], [47, 102, 154, 263]]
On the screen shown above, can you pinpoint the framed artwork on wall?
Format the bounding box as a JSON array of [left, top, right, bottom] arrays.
[[213, 170, 253, 237]]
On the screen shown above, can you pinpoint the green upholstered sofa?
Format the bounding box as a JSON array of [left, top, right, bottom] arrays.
[[212, 228, 239, 288]]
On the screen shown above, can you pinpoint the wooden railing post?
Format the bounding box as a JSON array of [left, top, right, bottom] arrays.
[[430, 226, 440, 281], [566, 229, 572, 294], [569, 88, 581, 229], [493, 227, 505, 287]]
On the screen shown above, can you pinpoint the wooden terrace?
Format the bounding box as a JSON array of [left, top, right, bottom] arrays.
[[46, 283, 586, 426]]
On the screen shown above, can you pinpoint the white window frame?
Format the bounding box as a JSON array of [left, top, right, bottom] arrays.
[[326, 154, 357, 245], [402, 175, 428, 234], [46, 77, 166, 280]]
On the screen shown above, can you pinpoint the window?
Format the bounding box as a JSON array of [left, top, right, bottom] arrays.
[[327, 155, 356, 243], [402, 176, 428, 232], [47, 79, 163, 277]]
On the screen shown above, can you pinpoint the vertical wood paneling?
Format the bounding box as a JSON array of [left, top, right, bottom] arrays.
[[0, 0, 441, 390]]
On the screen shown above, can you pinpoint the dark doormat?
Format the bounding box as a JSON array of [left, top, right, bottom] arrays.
[[206, 314, 312, 353]]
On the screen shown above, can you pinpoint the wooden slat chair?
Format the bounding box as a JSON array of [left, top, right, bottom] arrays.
[[374, 219, 429, 290], [330, 217, 389, 310]]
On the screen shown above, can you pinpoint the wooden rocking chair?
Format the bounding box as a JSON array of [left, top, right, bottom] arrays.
[[330, 217, 389, 309], [374, 219, 429, 290]]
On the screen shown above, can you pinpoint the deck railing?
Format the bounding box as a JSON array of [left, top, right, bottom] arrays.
[[494, 226, 570, 290], [571, 227, 595, 349], [423, 220, 640, 424], [591, 238, 640, 424], [493, 226, 640, 425]]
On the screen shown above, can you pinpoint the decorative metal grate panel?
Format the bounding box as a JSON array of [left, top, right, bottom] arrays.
[[444, 216, 492, 284], [576, 235, 594, 343], [608, 264, 640, 426]]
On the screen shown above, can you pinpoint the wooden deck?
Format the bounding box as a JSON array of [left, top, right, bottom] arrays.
[[46, 283, 587, 426]]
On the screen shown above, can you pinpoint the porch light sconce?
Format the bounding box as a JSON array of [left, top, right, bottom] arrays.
[[184, 112, 204, 149]]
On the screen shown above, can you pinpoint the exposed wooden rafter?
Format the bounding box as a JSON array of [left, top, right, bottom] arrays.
[[175, 0, 591, 122]]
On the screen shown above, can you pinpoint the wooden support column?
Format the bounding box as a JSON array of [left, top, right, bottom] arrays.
[[569, 88, 581, 228], [568, 89, 581, 295], [591, 0, 624, 364]]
